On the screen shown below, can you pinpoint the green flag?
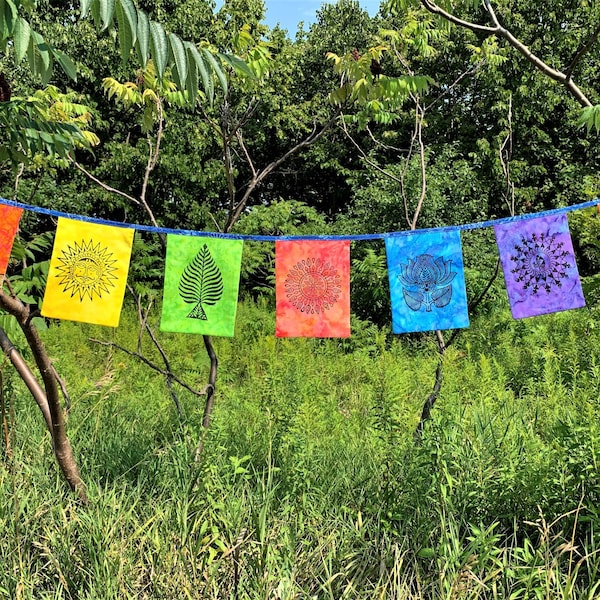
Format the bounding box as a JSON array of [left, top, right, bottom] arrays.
[[160, 235, 243, 337]]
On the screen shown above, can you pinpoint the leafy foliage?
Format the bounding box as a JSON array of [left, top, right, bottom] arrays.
[[0, 86, 98, 166], [80, 0, 232, 102], [102, 60, 187, 132], [3, 304, 600, 596], [232, 200, 330, 296]]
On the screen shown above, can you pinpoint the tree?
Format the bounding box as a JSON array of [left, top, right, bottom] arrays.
[[0, 0, 241, 501], [387, 0, 600, 126]]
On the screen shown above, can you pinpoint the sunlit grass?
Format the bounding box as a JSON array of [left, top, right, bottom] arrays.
[[1, 301, 600, 598]]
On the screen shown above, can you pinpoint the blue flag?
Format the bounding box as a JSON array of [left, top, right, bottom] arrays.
[[385, 230, 469, 333]]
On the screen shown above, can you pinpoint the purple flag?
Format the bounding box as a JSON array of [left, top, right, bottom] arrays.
[[494, 214, 585, 319]]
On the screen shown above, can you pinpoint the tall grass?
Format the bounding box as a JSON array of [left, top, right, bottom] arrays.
[[1, 300, 600, 598]]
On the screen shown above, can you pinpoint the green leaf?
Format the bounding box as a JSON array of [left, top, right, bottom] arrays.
[[201, 47, 227, 94], [99, 0, 115, 31], [135, 8, 149, 66], [115, 0, 136, 62], [115, 0, 133, 62], [0, 0, 18, 38], [188, 43, 212, 103], [218, 52, 255, 79], [149, 20, 167, 79], [168, 32, 187, 90], [80, 0, 94, 18], [13, 16, 30, 63], [578, 105, 600, 134], [90, 0, 101, 28], [52, 48, 77, 81], [184, 42, 198, 106]]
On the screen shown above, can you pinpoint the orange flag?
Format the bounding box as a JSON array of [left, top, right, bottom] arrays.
[[276, 240, 350, 338], [41, 218, 134, 327], [0, 204, 23, 276]]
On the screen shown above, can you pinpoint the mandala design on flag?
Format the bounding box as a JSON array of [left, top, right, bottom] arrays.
[[285, 257, 342, 314], [510, 231, 571, 294], [178, 244, 224, 320], [399, 254, 456, 312], [55, 239, 118, 301]]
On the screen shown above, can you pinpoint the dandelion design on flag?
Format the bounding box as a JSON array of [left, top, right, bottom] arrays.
[[284, 257, 342, 314]]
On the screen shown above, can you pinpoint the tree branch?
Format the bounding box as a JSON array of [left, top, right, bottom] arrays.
[[565, 23, 600, 82], [89, 338, 205, 399], [71, 159, 141, 206], [224, 112, 340, 232], [418, 0, 593, 106]]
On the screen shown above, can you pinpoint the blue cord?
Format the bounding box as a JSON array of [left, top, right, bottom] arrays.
[[2, 196, 599, 241]]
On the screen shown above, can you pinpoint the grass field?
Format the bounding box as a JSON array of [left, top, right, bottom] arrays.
[[2, 299, 600, 598]]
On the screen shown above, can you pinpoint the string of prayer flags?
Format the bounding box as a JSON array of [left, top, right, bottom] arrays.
[[385, 230, 469, 334], [41, 218, 134, 327], [0, 204, 23, 276], [160, 235, 243, 337], [495, 214, 585, 319], [275, 240, 351, 338]]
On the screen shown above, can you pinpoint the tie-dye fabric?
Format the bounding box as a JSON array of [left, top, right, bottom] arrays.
[[494, 214, 585, 319], [385, 230, 469, 333], [41, 218, 134, 327], [0, 204, 23, 276], [276, 240, 350, 338], [160, 235, 243, 337]]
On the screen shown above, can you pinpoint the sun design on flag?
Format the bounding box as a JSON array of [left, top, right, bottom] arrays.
[[285, 257, 342, 314], [55, 239, 119, 301], [510, 231, 571, 294]]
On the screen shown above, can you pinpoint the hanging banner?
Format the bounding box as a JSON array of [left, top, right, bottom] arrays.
[[0, 204, 23, 276], [276, 240, 350, 338], [495, 214, 585, 319], [386, 230, 469, 334], [160, 235, 243, 337], [41, 218, 134, 327]]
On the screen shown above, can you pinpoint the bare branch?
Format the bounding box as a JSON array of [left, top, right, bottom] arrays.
[[71, 159, 140, 206], [340, 118, 403, 185], [224, 112, 340, 232], [565, 23, 600, 82], [420, 0, 497, 35], [89, 338, 205, 399], [236, 129, 257, 179], [13, 163, 24, 200], [419, 0, 593, 107], [409, 101, 427, 230], [0, 326, 52, 433]]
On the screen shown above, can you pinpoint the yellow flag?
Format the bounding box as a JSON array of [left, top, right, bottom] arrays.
[[42, 218, 134, 327]]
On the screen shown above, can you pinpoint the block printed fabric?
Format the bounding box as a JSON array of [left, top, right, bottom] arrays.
[[160, 235, 243, 337], [0, 204, 23, 276], [494, 214, 585, 319], [276, 240, 350, 338], [385, 230, 470, 334], [41, 218, 134, 327]]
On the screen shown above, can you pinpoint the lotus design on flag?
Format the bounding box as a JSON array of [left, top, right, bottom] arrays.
[[399, 254, 456, 312]]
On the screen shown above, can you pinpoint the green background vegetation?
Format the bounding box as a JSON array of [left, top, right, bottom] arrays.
[[2, 0, 600, 597], [3, 303, 600, 598]]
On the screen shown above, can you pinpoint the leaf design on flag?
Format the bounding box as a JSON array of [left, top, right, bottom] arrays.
[[178, 244, 223, 320]]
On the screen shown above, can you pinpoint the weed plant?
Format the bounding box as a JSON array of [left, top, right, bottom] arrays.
[[1, 300, 600, 598]]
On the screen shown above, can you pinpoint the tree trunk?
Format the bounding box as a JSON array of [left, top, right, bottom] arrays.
[[0, 292, 87, 502]]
